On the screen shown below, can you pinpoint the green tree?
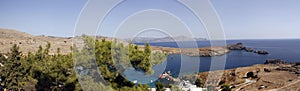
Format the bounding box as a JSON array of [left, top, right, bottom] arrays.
[[0, 53, 6, 62], [155, 81, 165, 91], [0, 35, 167, 91], [144, 43, 151, 56], [0, 44, 27, 90], [169, 84, 182, 91], [44, 42, 51, 55], [221, 84, 231, 91], [36, 45, 43, 61], [195, 78, 202, 87]]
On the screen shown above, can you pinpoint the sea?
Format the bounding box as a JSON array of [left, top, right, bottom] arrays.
[[123, 39, 300, 87]]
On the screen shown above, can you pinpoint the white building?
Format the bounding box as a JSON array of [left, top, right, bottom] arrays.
[[178, 80, 207, 91], [0, 63, 3, 67]]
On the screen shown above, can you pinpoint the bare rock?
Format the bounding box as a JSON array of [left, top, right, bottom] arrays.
[[227, 42, 246, 50], [254, 50, 269, 55], [264, 59, 286, 64], [245, 48, 254, 52]]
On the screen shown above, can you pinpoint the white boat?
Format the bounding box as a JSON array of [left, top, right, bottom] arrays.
[[133, 80, 137, 84]]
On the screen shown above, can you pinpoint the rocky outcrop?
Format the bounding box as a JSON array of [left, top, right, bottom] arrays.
[[264, 68, 271, 72], [227, 42, 271, 55], [227, 43, 269, 55], [295, 62, 300, 66], [227, 42, 245, 50], [183, 47, 230, 57], [264, 59, 286, 64], [254, 50, 269, 55], [275, 64, 300, 75], [156, 46, 230, 57], [264, 59, 300, 75], [245, 48, 254, 52]]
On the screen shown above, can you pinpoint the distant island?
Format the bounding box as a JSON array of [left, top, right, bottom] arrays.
[[123, 36, 207, 43]]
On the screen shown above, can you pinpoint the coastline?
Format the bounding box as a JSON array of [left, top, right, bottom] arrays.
[[181, 59, 300, 91], [145, 46, 230, 57]]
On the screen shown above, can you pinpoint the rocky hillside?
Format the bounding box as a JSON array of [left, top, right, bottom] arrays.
[[183, 59, 300, 91], [0, 28, 33, 38], [0, 28, 73, 55]]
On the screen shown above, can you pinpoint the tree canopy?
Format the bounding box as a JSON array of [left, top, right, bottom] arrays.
[[0, 36, 167, 91]]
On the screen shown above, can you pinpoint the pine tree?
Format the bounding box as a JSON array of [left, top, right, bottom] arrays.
[[0, 44, 27, 90], [144, 43, 151, 57], [195, 78, 202, 87], [221, 84, 232, 91], [44, 42, 51, 55], [0, 36, 166, 90], [0, 53, 6, 62], [155, 81, 165, 91]]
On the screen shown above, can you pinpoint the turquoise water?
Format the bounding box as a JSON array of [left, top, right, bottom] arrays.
[[124, 39, 300, 87]]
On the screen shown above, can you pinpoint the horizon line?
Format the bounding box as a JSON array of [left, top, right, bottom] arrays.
[[1, 27, 300, 40]]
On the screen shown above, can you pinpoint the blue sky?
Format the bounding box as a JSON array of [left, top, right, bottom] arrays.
[[0, 0, 300, 39]]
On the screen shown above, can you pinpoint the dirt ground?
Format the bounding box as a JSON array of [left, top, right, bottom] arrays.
[[188, 64, 300, 91]]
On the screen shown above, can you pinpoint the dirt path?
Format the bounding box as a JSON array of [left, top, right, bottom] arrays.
[[235, 79, 256, 91], [268, 79, 300, 91]]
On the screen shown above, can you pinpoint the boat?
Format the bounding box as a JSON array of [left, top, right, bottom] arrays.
[[133, 80, 137, 84]]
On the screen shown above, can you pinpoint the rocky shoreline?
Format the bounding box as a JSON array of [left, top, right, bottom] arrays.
[[148, 46, 230, 57], [227, 42, 269, 55], [149, 42, 270, 57]]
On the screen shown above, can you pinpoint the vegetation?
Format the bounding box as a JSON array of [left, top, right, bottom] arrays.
[[169, 84, 182, 91], [221, 84, 231, 91], [129, 41, 166, 74], [0, 43, 79, 90], [0, 35, 167, 90], [155, 81, 165, 91], [194, 78, 203, 87]]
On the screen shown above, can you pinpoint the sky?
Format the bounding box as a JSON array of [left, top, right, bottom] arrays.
[[0, 0, 300, 39]]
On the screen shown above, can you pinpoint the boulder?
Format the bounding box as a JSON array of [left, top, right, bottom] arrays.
[[264, 68, 271, 72], [295, 62, 300, 66]]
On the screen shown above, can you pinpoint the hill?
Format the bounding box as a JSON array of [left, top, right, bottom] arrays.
[[0, 28, 33, 38], [0, 28, 127, 55], [0, 28, 73, 54]]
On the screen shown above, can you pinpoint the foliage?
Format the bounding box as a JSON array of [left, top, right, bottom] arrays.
[[155, 81, 165, 91], [0, 43, 78, 90], [129, 42, 166, 74], [75, 36, 164, 90], [0, 53, 6, 62], [195, 78, 203, 87], [221, 84, 231, 91], [169, 84, 182, 91], [0, 35, 167, 91], [0, 44, 26, 90]]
